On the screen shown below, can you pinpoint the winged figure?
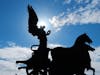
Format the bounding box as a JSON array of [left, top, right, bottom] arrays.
[[28, 4, 51, 36], [28, 4, 39, 36]]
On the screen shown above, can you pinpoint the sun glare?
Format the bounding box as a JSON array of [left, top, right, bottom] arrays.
[[37, 20, 47, 28]]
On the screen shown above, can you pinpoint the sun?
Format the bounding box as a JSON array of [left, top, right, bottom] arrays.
[[37, 17, 50, 30], [37, 20, 47, 28]]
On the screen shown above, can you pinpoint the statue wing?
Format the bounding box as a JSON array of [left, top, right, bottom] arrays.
[[28, 5, 38, 35]]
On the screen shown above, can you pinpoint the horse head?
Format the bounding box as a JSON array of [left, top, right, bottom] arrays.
[[75, 33, 92, 45]]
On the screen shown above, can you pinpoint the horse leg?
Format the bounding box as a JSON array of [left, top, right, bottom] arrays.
[[26, 67, 30, 75], [17, 66, 30, 75], [76, 67, 86, 75], [92, 68, 95, 75], [76, 74, 86, 75], [76, 73, 86, 75], [18, 67, 29, 75], [90, 67, 95, 75], [29, 69, 39, 75], [40, 69, 47, 75], [86, 66, 95, 75]]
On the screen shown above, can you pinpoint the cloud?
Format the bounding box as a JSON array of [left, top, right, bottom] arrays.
[[87, 46, 100, 75], [6, 41, 16, 47], [48, 43, 65, 49], [0, 46, 32, 75], [64, 0, 71, 4], [49, 0, 100, 31], [91, 47, 100, 62], [0, 43, 63, 75], [0, 42, 100, 75], [75, 0, 90, 3]]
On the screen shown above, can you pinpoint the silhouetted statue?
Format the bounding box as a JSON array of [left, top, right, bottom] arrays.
[[28, 4, 51, 75], [16, 5, 51, 75], [16, 51, 37, 75], [77, 43, 95, 75], [28, 4, 51, 49], [50, 33, 95, 75], [28, 4, 38, 36], [16, 4, 95, 75], [73, 33, 95, 75]]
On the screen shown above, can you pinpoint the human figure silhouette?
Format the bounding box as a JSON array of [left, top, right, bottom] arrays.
[[16, 5, 51, 75], [28, 4, 51, 50], [28, 4, 51, 75]]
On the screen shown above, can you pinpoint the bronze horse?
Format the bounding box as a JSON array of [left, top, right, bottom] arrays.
[[16, 33, 95, 75], [50, 33, 95, 75]]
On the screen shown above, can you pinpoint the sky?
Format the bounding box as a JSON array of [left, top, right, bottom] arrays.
[[0, 0, 100, 75]]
